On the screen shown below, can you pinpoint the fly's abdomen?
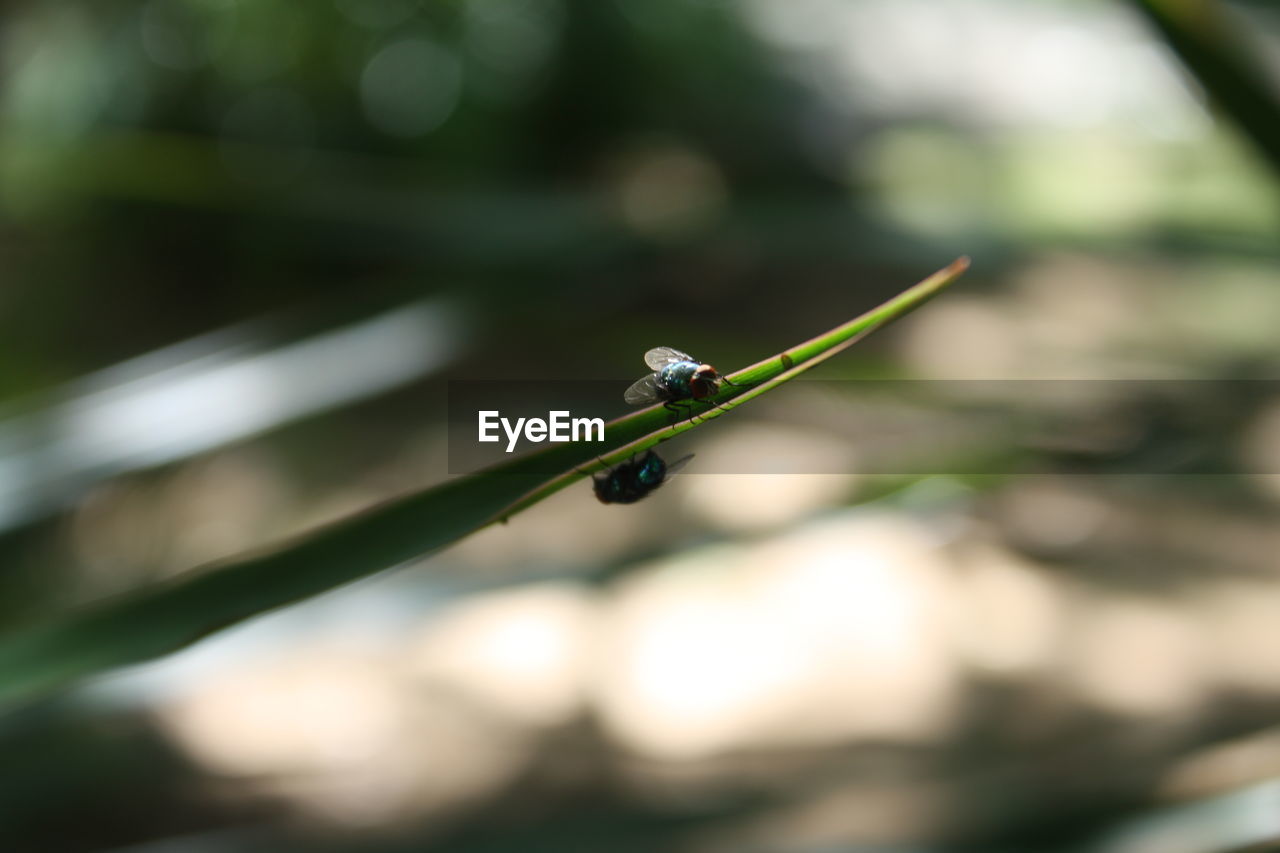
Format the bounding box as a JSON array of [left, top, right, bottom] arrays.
[[637, 455, 666, 486]]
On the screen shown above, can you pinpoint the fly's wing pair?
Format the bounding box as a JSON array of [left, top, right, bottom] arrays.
[[644, 346, 695, 370], [623, 374, 664, 405], [664, 453, 695, 477], [624, 347, 696, 406]]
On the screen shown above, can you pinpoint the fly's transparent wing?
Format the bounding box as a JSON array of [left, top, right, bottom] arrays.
[[623, 373, 664, 406], [664, 453, 695, 477], [644, 346, 695, 371]]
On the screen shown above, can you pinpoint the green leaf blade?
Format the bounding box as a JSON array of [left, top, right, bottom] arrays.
[[0, 257, 969, 709]]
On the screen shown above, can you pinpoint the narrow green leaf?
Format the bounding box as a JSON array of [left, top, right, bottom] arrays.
[[0, 258, 969, 709]]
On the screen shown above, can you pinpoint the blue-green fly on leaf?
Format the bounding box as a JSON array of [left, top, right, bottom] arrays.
[[623, 346, 739, 414], [592, 450, 693, 504]]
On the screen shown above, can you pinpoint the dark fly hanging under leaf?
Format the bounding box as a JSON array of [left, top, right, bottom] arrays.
[[591, 450, 693, 504]]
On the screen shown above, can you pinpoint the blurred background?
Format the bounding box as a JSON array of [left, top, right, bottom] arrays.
[[2, 0, 1280, 850]]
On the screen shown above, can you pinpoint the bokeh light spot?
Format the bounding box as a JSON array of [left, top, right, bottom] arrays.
[[360, 37, 461, 138]]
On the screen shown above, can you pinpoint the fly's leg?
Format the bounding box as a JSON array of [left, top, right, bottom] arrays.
[[688, 398, 730, 424], [664, 400, 692, 430], [574, 455, 610, 478], [670, 397, 701, 425]]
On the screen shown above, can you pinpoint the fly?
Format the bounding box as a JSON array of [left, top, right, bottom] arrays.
[[623, 347, 739, 416], [591, 450, 693, 504]]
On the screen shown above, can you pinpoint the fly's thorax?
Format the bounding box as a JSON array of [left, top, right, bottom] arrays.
[[658, 361, 701, 398]]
